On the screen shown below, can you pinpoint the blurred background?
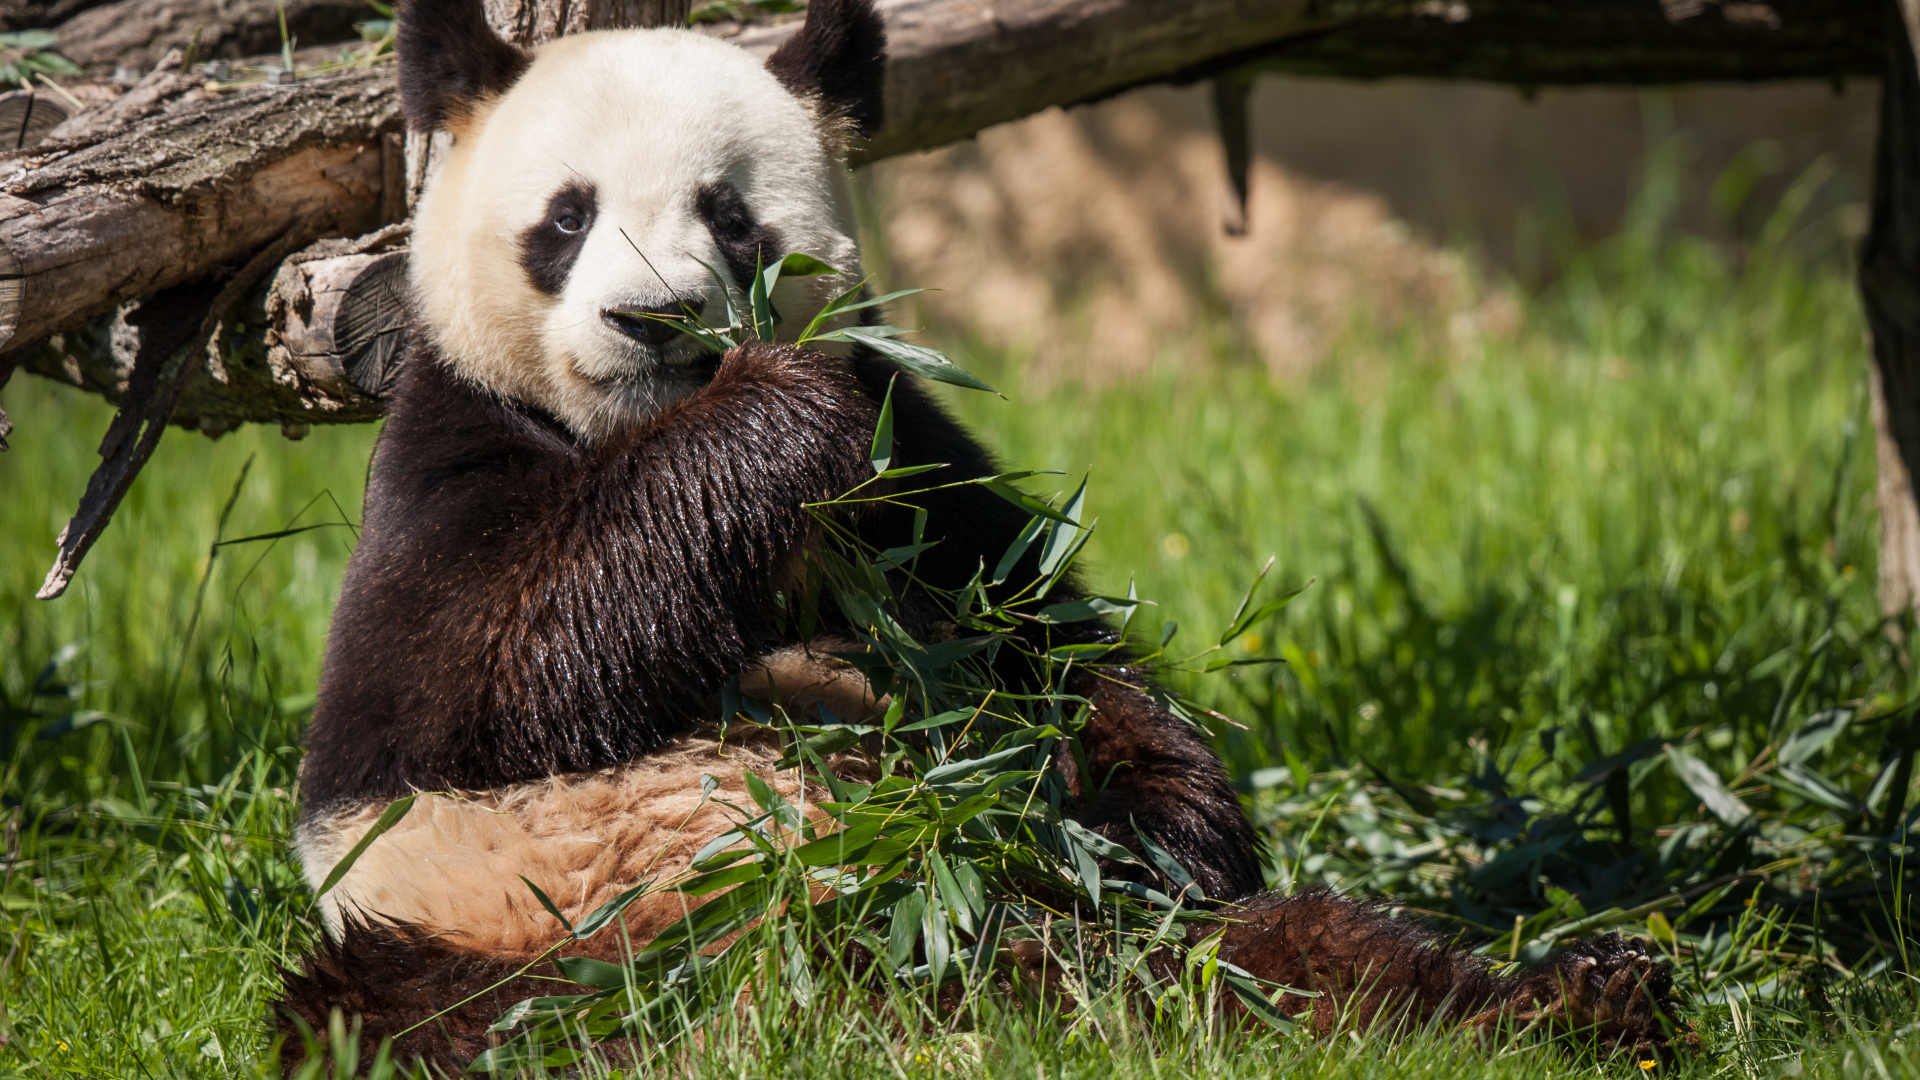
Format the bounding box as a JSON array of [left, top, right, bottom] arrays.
[[870, 76, 1874, 380]]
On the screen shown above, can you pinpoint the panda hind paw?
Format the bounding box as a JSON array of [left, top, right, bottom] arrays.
[[1468, 933, 1695, 1060]]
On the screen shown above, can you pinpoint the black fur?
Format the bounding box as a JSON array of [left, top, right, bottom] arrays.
[[517, 180, 598, 295], [1212, 895, 1685, 1055], [697, 180, 785, 292], [396, 0, 529, 132], [299, 341, 877, 813], [765, 0, 887, 138]]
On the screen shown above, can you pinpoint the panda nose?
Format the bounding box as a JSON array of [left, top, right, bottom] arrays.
[[602, 304, 682, 347]]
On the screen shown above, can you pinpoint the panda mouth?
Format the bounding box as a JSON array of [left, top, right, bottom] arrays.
[[598, 305, 724, 376]]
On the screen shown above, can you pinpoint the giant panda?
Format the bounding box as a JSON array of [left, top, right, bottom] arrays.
[[277, 0, 1684, 1068]]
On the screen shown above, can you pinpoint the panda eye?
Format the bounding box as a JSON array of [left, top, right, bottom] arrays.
[[555, 214, 583, 234], [696, 181, 759, 243]]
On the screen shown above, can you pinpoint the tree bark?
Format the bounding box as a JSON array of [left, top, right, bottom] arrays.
[[484, 0, 689, 45], [51, 0, 373, 74], [10, 220, 405, 434], [0, 64, 400, 356], [1865, 0, 1920, 619]]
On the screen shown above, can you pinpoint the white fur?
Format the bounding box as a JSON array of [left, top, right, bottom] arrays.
[[298, 648, 884, 954], [297, 727, 834, 955], [410, 28, 866, 441]]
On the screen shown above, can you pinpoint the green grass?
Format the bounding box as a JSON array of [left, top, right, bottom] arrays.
[[1, 180, 1917, 1076]]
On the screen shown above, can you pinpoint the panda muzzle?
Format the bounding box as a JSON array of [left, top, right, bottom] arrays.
[[602, 304, 684, 349]]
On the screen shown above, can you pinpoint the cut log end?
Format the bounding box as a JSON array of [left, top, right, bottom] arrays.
[[266, 225, 412, 401], [0, 233, 20, 354]]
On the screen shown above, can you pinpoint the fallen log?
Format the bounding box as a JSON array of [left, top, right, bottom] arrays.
[[0, 63, 401, 358], [9, 220, 405, 434], [1192, 0, 1881, 86], [51, 0, 374, 74]]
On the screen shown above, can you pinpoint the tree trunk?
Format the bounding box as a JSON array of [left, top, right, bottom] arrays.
[[484, 0, 689, 45], [1866, 0, 1920, 620]]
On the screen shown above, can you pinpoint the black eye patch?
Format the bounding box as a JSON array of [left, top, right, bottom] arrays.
[[696, 180, 784, 292], [518, 181, 598, 296]]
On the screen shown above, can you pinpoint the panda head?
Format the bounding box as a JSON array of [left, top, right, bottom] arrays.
[[399, 0, 885, 440]]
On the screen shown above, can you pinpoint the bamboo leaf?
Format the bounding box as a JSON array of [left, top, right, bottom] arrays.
[[311, 794, 416, 901], [554, 956, 632, 990], [572, 881, 652, 939], [518, 875, 574, 935], [1667, 748, 1755, 828], [870, 376, 896, 474], [1219, 962, 1302, 1033], [887, 888, 925, 972], [1219, 565, 1310, 648], [992, 514, 1047, 586], [1037, 476, 1088, 577], [816, 326, 998, 393], [923, 744, 1029, 784], [1038, 595, 1142, 624]]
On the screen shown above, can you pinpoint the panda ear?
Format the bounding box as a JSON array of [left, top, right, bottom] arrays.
[[765, 0, 886, 138], [397, 0, 531, 132]]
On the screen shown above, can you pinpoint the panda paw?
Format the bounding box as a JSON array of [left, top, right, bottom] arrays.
[[1468, 933, 1694, 1059]]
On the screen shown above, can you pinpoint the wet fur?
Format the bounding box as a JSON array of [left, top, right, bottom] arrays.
[[298, 342, 876, 812], [1213, 894, 1685, 1054]]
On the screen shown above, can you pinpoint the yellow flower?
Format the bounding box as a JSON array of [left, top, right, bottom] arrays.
[[55, 1040, 68, 1052], [1639, 1060, 1656, 1071]]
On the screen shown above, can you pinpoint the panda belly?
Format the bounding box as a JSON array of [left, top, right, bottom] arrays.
[[296, 726, 825, 959]]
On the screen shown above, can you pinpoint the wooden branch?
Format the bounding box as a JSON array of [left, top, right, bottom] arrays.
[[35, 222, 310, 600], [728, 0, 1876, 165], [10, 221, 404, 434], [52, 0, 373, 73], [0, 0, 1888, 434]]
